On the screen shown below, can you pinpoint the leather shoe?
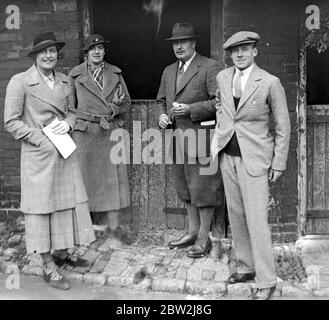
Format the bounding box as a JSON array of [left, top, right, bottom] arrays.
[[252, 285, 276, 300], [43, 267, 70, 290], [52, 254, 90, 268], [227, 272, 256, 284], [168, 233, 198, 249], [187, 237, 212, 258]]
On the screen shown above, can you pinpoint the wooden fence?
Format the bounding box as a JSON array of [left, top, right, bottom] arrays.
[[122, 100, 226, 238]]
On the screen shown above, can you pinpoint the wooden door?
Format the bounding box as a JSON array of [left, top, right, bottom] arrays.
[[306, 105, 329, 234]]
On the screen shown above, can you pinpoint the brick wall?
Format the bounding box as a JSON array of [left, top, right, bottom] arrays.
[[0, 0, 302, 242], [223, 0, 300, 242], [0, 0, 82, 221]]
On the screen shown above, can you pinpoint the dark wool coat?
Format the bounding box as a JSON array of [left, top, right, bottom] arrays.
[[68, 62, 131, 212], [4, 65, 88, 214]]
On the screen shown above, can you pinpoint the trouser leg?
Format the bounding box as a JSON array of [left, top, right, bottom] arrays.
[[198, 207, 215, 239], [220, 153, 254, 273], [235, 157, 276, 289], [186, 202, 200, 235]]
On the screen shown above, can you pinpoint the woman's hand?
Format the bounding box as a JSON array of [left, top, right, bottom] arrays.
[[112, 84, 125, 105], [51, 120, 70, 134]]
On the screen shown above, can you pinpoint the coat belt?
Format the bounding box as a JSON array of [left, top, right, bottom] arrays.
[[74, 110, 113, 130]]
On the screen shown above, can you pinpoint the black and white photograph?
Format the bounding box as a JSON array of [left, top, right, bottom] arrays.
[[0, 0, 329, 306]]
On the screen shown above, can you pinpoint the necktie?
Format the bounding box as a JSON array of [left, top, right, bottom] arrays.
[[233, 70, 243, 98], [176, 61, 185, 90]]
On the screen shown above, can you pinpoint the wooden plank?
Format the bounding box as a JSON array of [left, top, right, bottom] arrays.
[[298, 45, 307, 237], [307, 210, 329, 218], [306, 111, 314, 211], [210, 0, 224, 67], [129, 101, 149, 226], [312, 108, 326, 211], [326, 109, 329, 210], [147, 101, 166, 226], [307, 218, 329, 235], [307, 114, 329, 123], [166, 164, 186, 230]]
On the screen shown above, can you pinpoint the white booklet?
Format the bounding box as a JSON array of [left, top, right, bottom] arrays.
[[42, 118, 76, 159]]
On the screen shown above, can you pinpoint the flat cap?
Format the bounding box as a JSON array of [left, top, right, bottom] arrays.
[[223, 31, 260, 50]]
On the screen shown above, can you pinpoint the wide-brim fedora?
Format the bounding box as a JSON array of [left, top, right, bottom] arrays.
[[82, 34, 110, 52], [27, 31, 65, 57], [165, 22, 199, 41]]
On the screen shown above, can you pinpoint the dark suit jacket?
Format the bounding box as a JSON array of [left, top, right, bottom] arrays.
[[156, 52, 221, 158]]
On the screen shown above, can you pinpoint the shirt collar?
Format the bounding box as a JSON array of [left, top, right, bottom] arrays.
[[179, 51, 196, 70], [234, 64, 254, 78]]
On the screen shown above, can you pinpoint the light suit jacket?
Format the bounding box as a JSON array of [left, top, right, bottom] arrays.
[[211, 64, 291, 176], [4, 64, 87, 213]]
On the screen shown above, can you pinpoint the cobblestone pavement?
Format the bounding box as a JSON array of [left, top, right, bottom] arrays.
[[1, 221, 329, 299]]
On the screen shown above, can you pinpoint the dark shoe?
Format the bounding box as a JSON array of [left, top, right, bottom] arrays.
[[52, 254, 90, 268], [252, 285, 276, 300], [168, 233, 198, 249], [43, 267, 70, 290], [227, 272, 256, 284], [187, 237, 212, 258]]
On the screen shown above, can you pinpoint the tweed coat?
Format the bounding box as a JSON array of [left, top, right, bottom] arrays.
[[211, 64, 291, 176], [68, 61, 131, 212], [4, 65, 88, 214], [156, 52, 221, 159]]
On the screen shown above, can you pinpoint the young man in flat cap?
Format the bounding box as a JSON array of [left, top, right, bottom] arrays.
[[157, 22, 224, 258], [68, 34, 132, 243], [211, 31, 290, 299]]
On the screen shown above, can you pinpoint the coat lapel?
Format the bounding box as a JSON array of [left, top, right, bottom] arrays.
[[222, 67, 236, 116], [175, 53, 201, 96], [237, 64, 262, 112], [168, 61, 178, 103], [78, 64, 105, 102], [27, 65, 68, 114], [102, 63, 121, 99]]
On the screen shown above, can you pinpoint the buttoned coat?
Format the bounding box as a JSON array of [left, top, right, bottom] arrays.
[[211, 64, 291, 176], [156, 53, 221, 159], [4, 64, 88, 214], [68, 61, 131, 212]]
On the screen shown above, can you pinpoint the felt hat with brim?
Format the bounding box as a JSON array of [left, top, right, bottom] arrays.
[[223, 31, 260, 50], [82, 34, 110, 52], [27, 31, 65, 57], [165, 22, 199, 41]]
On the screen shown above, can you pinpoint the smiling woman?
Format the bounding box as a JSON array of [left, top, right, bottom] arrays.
[[92, 0, 210, 99]]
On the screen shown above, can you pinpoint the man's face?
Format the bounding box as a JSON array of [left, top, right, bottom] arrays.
[[172, 39, 196, 62], [230, 44, 257, 70], [87, 44, 105, 66], [36, 45, 58, 71]]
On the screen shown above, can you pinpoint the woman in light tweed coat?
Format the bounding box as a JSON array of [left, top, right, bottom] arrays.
[[4, 32, 95, 290]]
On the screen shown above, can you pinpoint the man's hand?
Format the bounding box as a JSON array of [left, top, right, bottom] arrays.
[[159, 114, 172, 129], [51, 120, 70, 135], [171, 102, 191, 116], [268, 168, 282, 183]]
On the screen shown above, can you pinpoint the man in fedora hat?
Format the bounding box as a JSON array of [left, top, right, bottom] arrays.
[[4, 31, 96, 290], [68, 34, 133, 244], [156, 22, 224, 258], [211, 31, 291, 299]]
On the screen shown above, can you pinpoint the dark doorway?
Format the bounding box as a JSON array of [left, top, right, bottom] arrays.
[[92, 0, 211, 99], [307, 47, 329, 105]]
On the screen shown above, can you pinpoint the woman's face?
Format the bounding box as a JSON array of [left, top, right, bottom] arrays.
[[36, 45, 58, 71]]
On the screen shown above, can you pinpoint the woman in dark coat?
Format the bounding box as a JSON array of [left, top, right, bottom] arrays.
[[4, 32, 95, 290], [68, 34, 131, 240]]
